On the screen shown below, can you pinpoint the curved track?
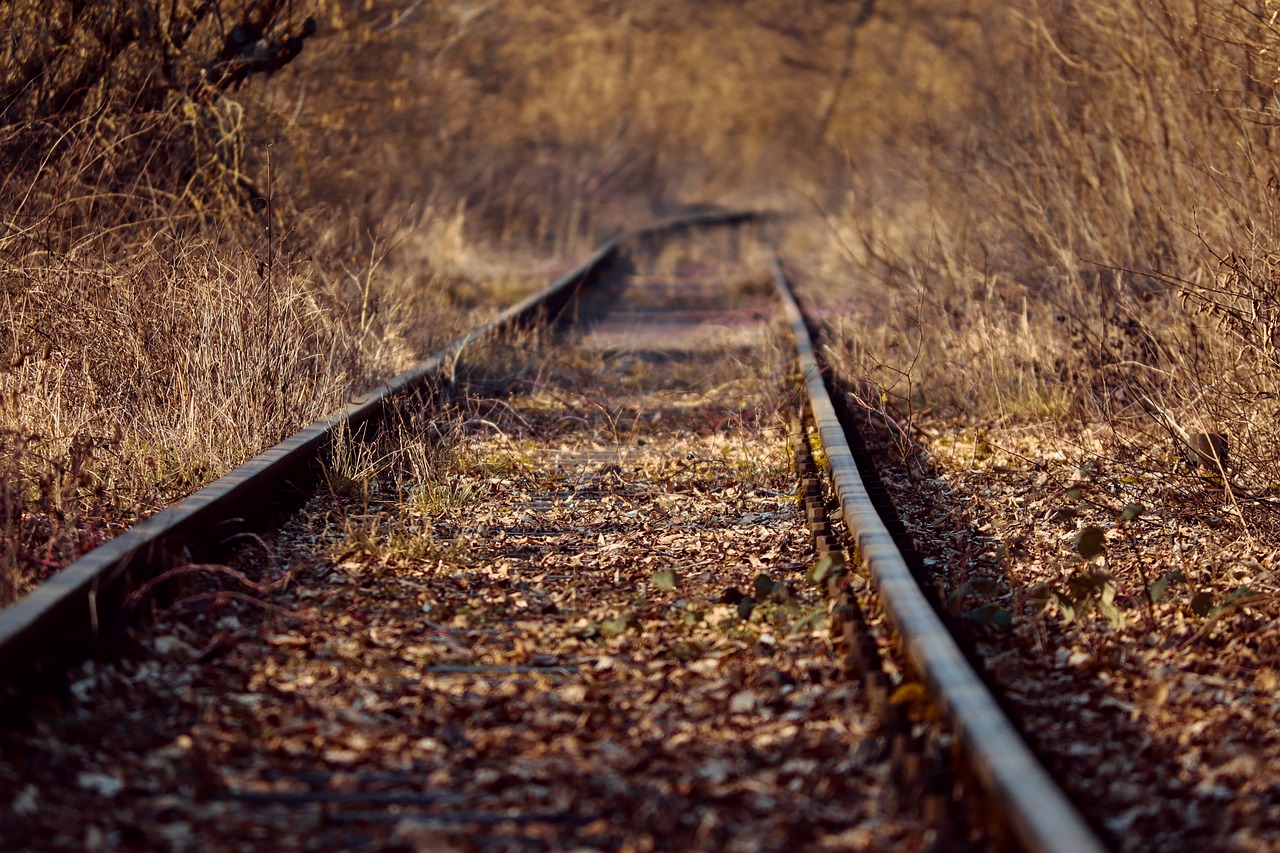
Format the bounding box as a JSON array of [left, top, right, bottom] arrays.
[[0, 211, 757, 684]]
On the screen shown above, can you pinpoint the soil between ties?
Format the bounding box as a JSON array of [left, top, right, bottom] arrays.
[[0, 239, 928, 850]]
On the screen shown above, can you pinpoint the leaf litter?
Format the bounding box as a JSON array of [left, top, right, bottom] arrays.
[[861, 411, 1280, 851], [0, 245, 930, 851]]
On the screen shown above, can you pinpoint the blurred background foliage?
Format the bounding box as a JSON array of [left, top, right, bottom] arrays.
[[8, 0, 1280, 597]]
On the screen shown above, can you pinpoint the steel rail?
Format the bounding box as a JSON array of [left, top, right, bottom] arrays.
[[771, 255, 1107, 853], [0, 210, 760, 684]]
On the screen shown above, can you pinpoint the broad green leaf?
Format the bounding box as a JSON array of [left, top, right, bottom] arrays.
[[1097, 580, 1127, 628], [806, 553, 845, 585], [970, 577, 1001, 596], [1148, 571, 1177, 604], [600, 612, 642, 637], [599, 618, 629, 637], [964, 603, 1012, 631], [789, 606, 828, 634], [947, 581, 974, 614], [1120, 503, 1145, 521], [1053, 591, 1086, 621], [754, 573, 780, 599], [1027, 582, 1052, 613], [949, 578, 1001, 612], [650, 570, 679, 592], [1227, 585, 1257, 603]]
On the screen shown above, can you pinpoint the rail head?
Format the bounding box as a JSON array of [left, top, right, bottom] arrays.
[[770, 254, 1107, 853]]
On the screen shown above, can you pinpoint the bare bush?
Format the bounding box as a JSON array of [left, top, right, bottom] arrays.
[[0, 1, 458, 603]]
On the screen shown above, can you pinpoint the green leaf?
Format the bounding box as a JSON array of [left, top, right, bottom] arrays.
[[1097, 579, 1127, 628], [1074, 526, 1106, 560], [963, 603, 1012, 631], [1053, 590, 1086, 621], [1120, 503, 1145, 521], [1065, 487, 1083, 502], [1227, 584, 1257, 604], [806, 553, 845, 585], [599, 618, 629, 637], [754, 573, 780, 599], [736, 596, 757, 620], [947, 580, 975, 615], [1190, 591, 1215, 618], [946, 577, 1001, 615], [1054, 571, 1115, 622], [1065, 571, 1105, 599], [1152, 568, 1177, 601], [970, 577, 1001, 596], [789, 606, 828, 634], [1027, 582, 1052, 612], [650, 570, 679, 592], [600, 612, 642, 637]]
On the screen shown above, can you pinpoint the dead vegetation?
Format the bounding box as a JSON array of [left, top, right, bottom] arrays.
[[801, 0, 1280, 604], [816, 0, 1280, 476], [0, 0, 953, 602], [13, 0, 1280, 846], [0, 0, 469, 602], [785, 2, 1280, 847]]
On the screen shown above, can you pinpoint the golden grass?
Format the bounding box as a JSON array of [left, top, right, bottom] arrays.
[[0, 1, 468, 601], [797, 0, 1280, 501], [13, 0, 1280, 599]]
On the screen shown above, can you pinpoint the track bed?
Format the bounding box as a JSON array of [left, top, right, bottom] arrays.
[[0, 236, 928, 851]]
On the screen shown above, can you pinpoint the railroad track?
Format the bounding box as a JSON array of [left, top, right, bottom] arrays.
[[0, 217, 1105, 851]]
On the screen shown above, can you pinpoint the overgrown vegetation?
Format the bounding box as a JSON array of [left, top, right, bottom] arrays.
[[0, 0, 458, 602], [819, 0, 1280, 490], [10, 0, 1280, 617]]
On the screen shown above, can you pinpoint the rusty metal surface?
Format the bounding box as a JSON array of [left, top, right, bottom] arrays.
[[771, 254, 1108, 853]]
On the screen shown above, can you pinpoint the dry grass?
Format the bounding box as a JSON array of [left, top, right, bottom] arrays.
[[3, 0, 865, 601], [303, 0, 962, 241], [15, 0, 1280, 600], [0, 0, 467, 602], [793, 0, 1280, 508]]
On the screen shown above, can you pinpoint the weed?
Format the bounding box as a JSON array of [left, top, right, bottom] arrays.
[[408, 477, 480, 517], [334, 514, 440, 566]]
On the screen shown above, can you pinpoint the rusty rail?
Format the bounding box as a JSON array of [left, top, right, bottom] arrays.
[[772, 254, 1107, 853], [0, 210, 761, 685]]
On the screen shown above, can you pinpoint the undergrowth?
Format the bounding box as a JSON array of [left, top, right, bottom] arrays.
[[20, 0, 1280, 622], [0, 1, 464, 602], [803, 0, 1280, 517]]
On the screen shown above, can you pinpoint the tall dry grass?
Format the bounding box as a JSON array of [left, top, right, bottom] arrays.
[[0, 0, 470, 602], [311, 0, 914, 242], [5, 0, 898, 602], [23, 0, 1280, 601], [0, 0, 1018, 601], [807, 0, 1280, 492]]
